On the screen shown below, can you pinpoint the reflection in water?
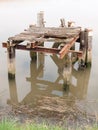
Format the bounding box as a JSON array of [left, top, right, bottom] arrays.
[[51, 54, 72, 93], [71, 67, 91, 99], [7, 76, 18, 105], [7, 49, 91, 107]]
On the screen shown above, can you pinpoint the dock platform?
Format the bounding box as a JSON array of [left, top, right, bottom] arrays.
[[2, 12, 92, 78], [3, 26, 82, 59]]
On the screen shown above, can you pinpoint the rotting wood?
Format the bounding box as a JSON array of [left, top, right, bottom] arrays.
[[7, 46, 16, 79], [8, 26, 81, 42], [79, 28, 92, 67]]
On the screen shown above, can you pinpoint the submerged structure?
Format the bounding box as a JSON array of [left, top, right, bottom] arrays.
[[2, 11, 92, 77]]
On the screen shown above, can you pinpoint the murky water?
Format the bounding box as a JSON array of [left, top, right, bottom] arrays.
[[0, 0, 98, 116]]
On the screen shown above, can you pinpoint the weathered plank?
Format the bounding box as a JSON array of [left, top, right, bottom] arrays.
[[8, 26, 81, 43]]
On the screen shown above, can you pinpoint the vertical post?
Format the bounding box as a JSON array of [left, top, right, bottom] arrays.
[[79, 29, 85, 68], [80, 30, 85, 49], [60, 18, 66, 27], [68, 21, 75, 27], [84, 28, 92, 67], [79, 28, 92, 68], [37, 11, 45, 27], [84, 29, 88, 66], [87, 30, 92, 65], [7, 42, 16, 79]]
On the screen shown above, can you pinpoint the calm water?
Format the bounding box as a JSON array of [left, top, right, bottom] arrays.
[[0, 0, 98, 113]]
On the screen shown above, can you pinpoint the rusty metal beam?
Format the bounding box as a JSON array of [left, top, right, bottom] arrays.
[[2, 42, 82, 58], [2, 42, 60, 54], [59, 35, 79, 59], [68, 50, 82, 54]]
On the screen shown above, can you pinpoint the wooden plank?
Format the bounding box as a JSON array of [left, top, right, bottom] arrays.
[[8, 37, 45, 48], [43, 32, 78, 39], [59, 35, 79, 59], [29, 26, 81, 33], [8, 26, 81, 42]]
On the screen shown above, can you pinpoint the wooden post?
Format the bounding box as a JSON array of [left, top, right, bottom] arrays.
[[79, 28, 92, 68], [80, 30, 85, 49], [79, 29, 85, 68], [7, 41, 16, 79], [37, 11, 45, 27], [84, 28, 92, 67], [68, 21, 75, 27], [60, 18, 65, 27]]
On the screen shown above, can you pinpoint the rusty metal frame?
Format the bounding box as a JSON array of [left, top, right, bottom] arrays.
[[2, 35, 82, 59]]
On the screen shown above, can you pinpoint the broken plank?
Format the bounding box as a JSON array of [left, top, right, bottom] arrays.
[[43, 32, 78, 39], [8, 37, 45, 47], [27, 26, 81, 37], [8, 26, 81, 44]]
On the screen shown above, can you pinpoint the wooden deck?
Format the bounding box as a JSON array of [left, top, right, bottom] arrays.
[[2, 12, 92, 78], [3, 25, 82, 59]]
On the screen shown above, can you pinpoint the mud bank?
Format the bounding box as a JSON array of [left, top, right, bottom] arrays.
[[0, 96, 97, 128]]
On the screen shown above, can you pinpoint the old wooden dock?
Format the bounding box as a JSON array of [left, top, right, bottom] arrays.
[[2, 11, 92, 77], [3, 25, 82, 58]]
